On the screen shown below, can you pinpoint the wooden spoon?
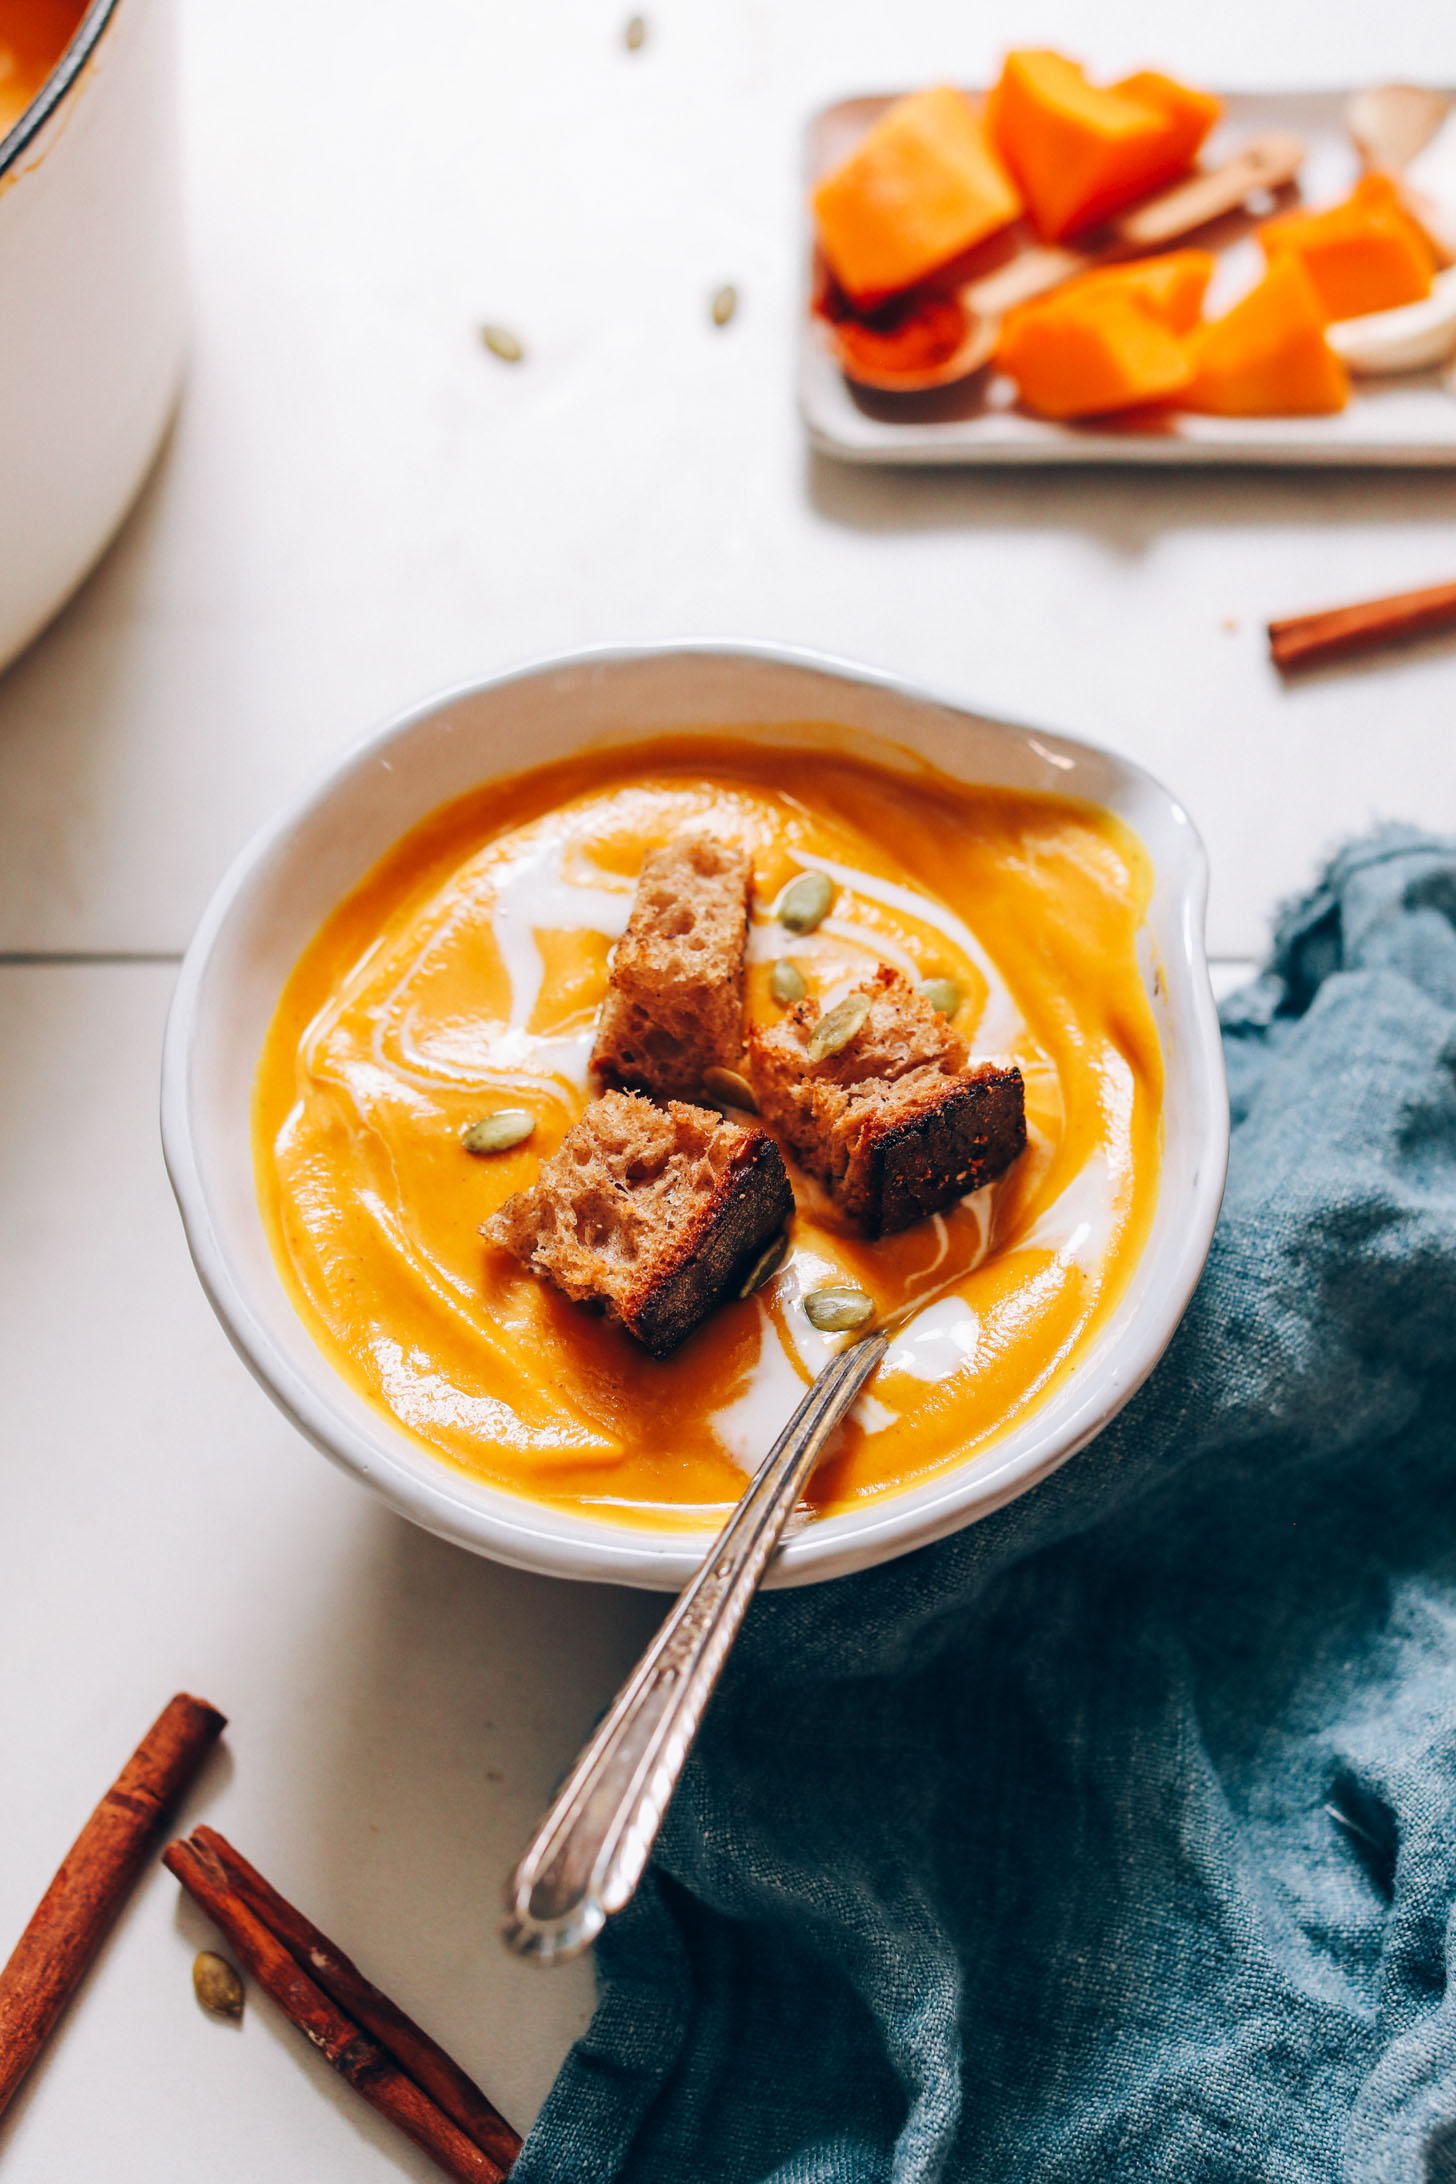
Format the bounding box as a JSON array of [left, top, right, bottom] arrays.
[[1348, 83, 1451, 175], [1349, 83, 1456, 269], [820, 132, 1306, 395]]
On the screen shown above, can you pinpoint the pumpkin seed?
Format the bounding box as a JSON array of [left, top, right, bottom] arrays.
[[769, 957, 807, 1007], [624, 12, 646, 48], [806, 991, 869, 1064], [919, 977, 961, 1017], [480, 324, 524, 364], [804, 1285, 875, 1333], [739, 1231, 789, 1298], [711, 284, 738, 328], [702, 1066, 757, 1113], [777, 870, 833, 934], [193, 1952, 244, 2022], [463, 1109, 535, 1155]]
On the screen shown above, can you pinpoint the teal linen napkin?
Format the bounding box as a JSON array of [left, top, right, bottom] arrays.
[[515, 829, 1456, 2184]]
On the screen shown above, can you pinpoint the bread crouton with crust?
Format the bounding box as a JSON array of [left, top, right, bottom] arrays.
[[591, 836, 751, 1101], [747, 965, 1025, 1238], [483, 1089, 792, 1358]]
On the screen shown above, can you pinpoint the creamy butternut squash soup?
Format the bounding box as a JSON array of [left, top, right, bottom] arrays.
[[0, 0, 87, 137], [255, 735, 1163, 1527]]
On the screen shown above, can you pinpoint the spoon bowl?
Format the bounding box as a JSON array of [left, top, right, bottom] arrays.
[[816, 287, 999, 394]]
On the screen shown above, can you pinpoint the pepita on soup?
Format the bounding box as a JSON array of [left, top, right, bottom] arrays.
[[769, 958, 807, 1006], [463, 1110, 536, 1155], [778, 870, 834, 934], [919, 977, 960, 1017], [806, 991, 869, 1064], [702, 1066, 758, 1112], [739, 1232, 790, 1298], [804, 1286, 875, 1333]]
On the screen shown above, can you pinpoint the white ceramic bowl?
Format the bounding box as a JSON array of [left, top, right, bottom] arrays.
[[0, 0, 184, 672], [162, 645, 1229, 1591]]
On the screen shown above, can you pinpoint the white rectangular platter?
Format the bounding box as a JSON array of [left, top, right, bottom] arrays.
[[801, 88, 1456, 467]]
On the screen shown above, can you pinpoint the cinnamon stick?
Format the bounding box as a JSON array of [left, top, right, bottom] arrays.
[[0, 1692, 225, 2123], [189, 1825, 520, 2174], [1268, 578, 1456, 672], [164, 1838, 514, 2183]]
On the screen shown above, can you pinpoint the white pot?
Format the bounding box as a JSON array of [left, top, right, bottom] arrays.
[[0, 0, 184, 672], [162, 645, 1230, 1592]]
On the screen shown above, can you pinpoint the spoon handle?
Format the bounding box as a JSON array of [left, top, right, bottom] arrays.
[[502, 1330, 888, 1965], [1109, 131, 1305, 250], [958, 133, 1308, 320]]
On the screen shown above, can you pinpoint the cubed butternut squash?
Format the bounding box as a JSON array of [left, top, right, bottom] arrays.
[[1112, 72, 1224, 177], [997, 285, 1195, 419], [1183, 255, 1349, 415], [812, 86, 1022, 305], [1260, 172, 1436, 320], [1056, 249, 1216, 334], [987, 51, 1220, 242]]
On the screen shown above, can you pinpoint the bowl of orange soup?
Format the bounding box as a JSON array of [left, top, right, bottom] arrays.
[[162, 646, 1228, 1589], [0, 0, 184, 670]]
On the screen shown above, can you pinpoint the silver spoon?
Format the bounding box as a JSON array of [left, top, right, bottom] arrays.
[[502, 1326, 889, 1964]]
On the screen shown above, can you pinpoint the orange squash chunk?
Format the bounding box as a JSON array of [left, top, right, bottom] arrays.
[[997, 287, 1194, 420], [1260, 172, 1435, 320], [987, 51, 1220, 242], [812, 86, 1022, 305], [1184, 256, 1349, 415], [1057, 249, 1216, 333], [1112, 72, 1224, 177], [995, 253, 1213, 419]]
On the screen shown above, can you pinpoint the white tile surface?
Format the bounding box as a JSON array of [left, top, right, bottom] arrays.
[[0, 0, 1452, 2171], [0, 966, 659, 2173], [1208, 959, 1259, 1002]]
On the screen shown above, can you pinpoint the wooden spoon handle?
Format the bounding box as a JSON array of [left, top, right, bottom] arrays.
[[959, 135, 1307, 322], [1348, 84, 1452, 175], [1110, 131, 1306, 249], [961, 246, 1091, 319]]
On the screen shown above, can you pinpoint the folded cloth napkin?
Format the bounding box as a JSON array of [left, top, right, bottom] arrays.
[[516, 829, 1456, 2184]]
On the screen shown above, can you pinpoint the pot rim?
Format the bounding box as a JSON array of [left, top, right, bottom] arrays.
[[0, 0, 122, 181]]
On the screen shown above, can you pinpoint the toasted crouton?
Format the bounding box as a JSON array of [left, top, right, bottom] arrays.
[[591, 836, 751, 1100], [747, 965, 1025, 1237], [483, 1089, 792, 1358]]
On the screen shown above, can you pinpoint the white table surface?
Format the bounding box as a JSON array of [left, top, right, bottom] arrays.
[[2, 0, 1454, 2174]]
